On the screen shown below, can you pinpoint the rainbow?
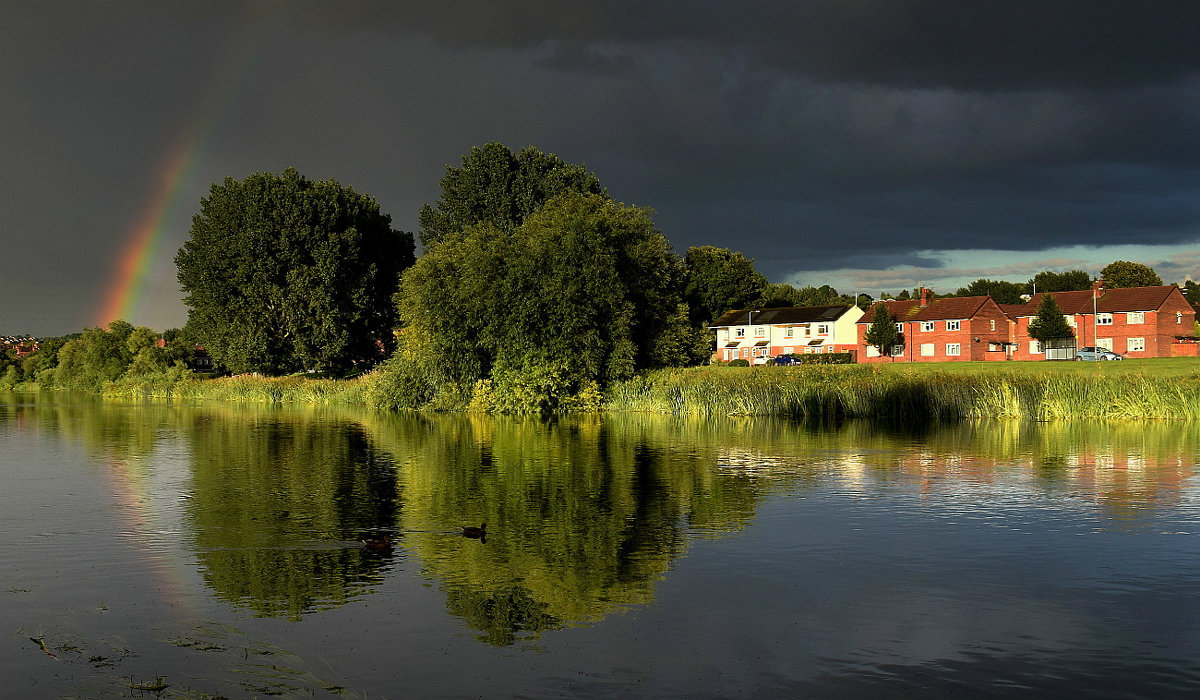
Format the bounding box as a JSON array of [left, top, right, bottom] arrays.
[[93, 135, 200, 328], [92, 13, 267, 330]]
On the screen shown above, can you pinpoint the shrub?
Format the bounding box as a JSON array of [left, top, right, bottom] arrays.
[[728, 359, 750, 367]]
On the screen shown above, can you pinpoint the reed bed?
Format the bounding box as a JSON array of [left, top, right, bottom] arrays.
[[605, 366, 1200, 421]]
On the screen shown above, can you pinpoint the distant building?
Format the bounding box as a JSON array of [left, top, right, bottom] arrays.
[[711, 305, 864, 364]]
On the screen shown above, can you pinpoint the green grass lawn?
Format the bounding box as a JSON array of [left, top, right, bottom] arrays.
[[861, 356, 1200, 378]]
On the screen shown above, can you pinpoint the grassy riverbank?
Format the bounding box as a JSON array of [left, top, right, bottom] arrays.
[[57, 357, 1200, 420], [606, 359, 1200, 420]]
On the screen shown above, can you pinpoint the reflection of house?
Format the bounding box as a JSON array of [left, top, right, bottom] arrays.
[[856, 288, 1011, 363], [1005, 281, 1193, 360], [711, 305, 863, 363]]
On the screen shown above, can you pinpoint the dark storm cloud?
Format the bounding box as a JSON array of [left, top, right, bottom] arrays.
[[302, 0, 1200, 90], [2, 1, 1199, 334]]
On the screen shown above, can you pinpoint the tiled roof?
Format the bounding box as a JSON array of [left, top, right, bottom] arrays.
[[711, 304, 853, 327], [859, 300, 921, 323], [1007, 285, 1181, 317], [860, 296, 993, 322]]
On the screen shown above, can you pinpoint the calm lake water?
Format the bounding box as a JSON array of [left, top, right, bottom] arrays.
[[4, 392, 1200, 699]]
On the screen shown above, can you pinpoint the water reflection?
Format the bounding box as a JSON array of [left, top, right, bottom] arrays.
[[186, 406, 401, 620], [3, 392, 1199, 648]]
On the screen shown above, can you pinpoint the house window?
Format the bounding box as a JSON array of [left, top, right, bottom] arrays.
[[1064, 315, 1076, 327], [895, 322, 903, 333], [1030, 340, 1043, 354], [786, 327, 794, 337], [1097, 313, 1113, 325], [1097, 338, 1113, 351], [946, 343, 961, 356], [921, 322, 934, 332], [784, 346, 794, 354], [1127, 312, 1145, 324], [816, 324, 830, 335], [1178, 312, 1184, 324], [920, 343, 935, 357], [1127, 337, 1145, 352], [754, 326, 765, 337], [890, 345, 904, 356], [866, 346, 880, 358], [990, 319, 996, 331], [946, 320, 961, 331], [736, 328, 745, 338]]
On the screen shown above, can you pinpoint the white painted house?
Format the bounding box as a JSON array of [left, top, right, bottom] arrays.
[[710, 304, 865, 364]]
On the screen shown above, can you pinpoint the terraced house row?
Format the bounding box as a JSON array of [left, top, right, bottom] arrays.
[[712, 281, 1197, 364]]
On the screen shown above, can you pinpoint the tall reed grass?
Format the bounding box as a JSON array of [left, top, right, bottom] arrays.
[[605, 365, 1200, 421]]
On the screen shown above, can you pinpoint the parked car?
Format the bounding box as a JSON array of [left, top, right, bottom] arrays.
[[770, 355, 802, 366], [1075, 346, 1123, 361]]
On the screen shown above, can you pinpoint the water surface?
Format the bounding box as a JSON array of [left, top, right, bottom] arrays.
[[3, 393, 1200, 698]]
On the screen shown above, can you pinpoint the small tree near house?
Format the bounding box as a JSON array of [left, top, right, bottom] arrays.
[[1027, 294, 1075, 358], [865, 303, 901, 359]]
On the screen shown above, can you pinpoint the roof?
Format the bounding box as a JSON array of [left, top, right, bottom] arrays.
[[711, 304, 853, 328], [1007, 285, 1183, 317], [859, 296, 995, 323]]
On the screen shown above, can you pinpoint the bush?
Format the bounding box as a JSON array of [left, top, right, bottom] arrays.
[[728, 359, 750, 367]]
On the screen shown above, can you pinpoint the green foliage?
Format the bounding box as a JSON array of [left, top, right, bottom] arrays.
[[1182, 279, 1200, 302], [955, 278, 1029, 304], [53, 322, 134, 391], [418, 142, 604, 248], [787, 353, 854, 365], [864, 303, 901, 356], [682, 246, 766, 325], [175, 168, 414, 376], [1026, 294, 1075, 342], [1100, 260, 1162, 288], [397, 193, 692, 412], [727, 358, 750, 367], [606, 364, 1200, 420], [1030, 269, 1092, 293], [755, 282, 859, 309]]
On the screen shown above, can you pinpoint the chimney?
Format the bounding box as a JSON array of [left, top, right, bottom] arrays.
[[919, 287, 932, 308], [1093, 279, 1105, 299]]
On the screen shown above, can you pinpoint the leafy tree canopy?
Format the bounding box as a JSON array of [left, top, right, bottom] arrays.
[[54, 321, 134, 391], [682, 246, 766, 325], [755, 283, 861, 309], [955, 278, 1029, 304], [1100, 260, 1163, 289], [418, 142, 604, 248], [1029, 269, 1092, 293], [175, 169, 414, 375], [864, 303, 901, 357], [397, 193, 699, 411], [1027, 294, 1075, 342]]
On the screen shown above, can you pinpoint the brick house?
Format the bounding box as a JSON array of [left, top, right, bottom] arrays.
[[857, 288, 1012, 363], [1006, 281, 1194, 360], [711, 304, 864, 364]]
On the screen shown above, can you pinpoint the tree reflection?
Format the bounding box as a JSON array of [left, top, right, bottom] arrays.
[[185, 407, 400, 620]]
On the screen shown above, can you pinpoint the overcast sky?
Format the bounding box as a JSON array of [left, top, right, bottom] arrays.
[[3, 1, 1199, 336]]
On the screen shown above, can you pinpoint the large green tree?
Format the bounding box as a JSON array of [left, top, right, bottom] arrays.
[[1029, 269, 1092, 293], [418, 142, 604, 248], [955, 278, 1029, 304], [682, 246, 766, 325], [1100, 260, 1163, 288], [396, 193, 695, 410], [1026, 294, 1075, 343], [175, 169, 414, 375], [865, 303, 901, 359]]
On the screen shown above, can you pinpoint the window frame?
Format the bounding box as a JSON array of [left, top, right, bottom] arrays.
[[945, 343, 961, 356], [946, 320, 961, 331]]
